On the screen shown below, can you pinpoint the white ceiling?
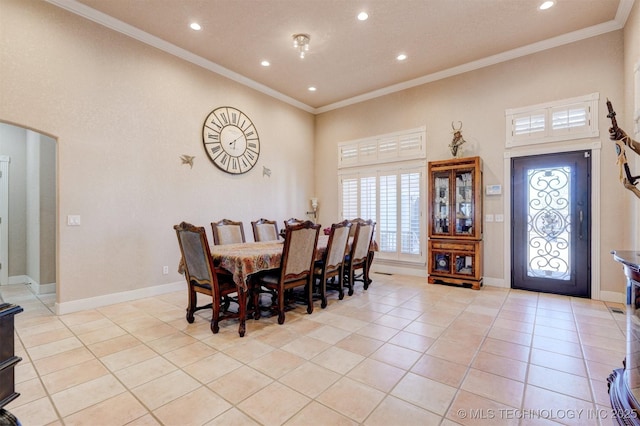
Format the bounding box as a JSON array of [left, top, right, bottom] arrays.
[[49, 0, 633, 113]]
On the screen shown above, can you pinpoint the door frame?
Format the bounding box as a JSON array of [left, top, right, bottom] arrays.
[[0, 155, 9, 286], [503, 140, 602, 300]]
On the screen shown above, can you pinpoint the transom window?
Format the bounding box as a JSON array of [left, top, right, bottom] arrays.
[[506, 93, 599, 147]]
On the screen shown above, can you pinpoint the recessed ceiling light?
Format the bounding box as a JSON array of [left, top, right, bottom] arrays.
[[357, 12, 368, 21], [190, 22, 201, 31], [261, 60, 270, 67], [308, 86, 317, 92], [539, 1, 555, 10], [397, 54, 407, 61]]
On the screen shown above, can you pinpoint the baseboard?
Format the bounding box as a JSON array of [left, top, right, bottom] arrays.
[[599, 290, 626, 304], [483, 277, 507, 288], [7, 275, 28, 285], [55, 281, 184, 315]]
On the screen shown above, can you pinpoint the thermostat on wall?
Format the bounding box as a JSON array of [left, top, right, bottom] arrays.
[[485, 184, 502, 195]]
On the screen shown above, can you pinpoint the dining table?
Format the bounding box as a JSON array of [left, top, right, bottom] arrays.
[[210, 235, 332, 291]]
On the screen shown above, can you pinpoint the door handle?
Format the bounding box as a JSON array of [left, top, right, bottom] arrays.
[[579, 210, 583, 240]]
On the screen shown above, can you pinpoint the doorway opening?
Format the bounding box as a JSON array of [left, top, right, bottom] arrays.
[[0, 122, 57, 307]]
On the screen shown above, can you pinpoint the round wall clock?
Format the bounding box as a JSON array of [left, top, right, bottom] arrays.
[[202, 106, 260, 174]]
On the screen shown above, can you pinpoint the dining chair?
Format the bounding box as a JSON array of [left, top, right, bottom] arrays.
[[211, 219, 246, 245], [314, 220, 351, 306], [251, 218, 279, 242], [284, 217, 305, 228], [253, 220, 320, 324], [174, 222, 247, 337], [344, 219, 376, 296], [348, 218, 366, 237]]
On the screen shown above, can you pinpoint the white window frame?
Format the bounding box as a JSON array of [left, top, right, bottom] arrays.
[[338, 161, 426, 265], [505, 93, 599, 147], [338, 126, 426, 168]]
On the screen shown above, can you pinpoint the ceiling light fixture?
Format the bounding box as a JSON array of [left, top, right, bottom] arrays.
[[261, 60, 270, 67], [190, 22, 201, 31], [397, 54, 407, 61], [292, 33, 310, 59], [539, 1, 555, 10], [308, 86, 317, 91], [357, 12, 369, 21]]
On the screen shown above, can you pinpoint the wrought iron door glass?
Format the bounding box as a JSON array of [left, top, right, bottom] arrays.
[[526, 166, 571, 280]]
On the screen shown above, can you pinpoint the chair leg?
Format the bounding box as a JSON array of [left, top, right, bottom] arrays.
[[320, 274, 328, 309], [277, 286, 286, 324], [186, 286, 196, 323], [363, 261, 371, 290], [211, 295, 220, 334], [347, 268, 355, 296], [251, 282, 261, 320], [306, 279, 314, 314], [237, 289, 247, 337]]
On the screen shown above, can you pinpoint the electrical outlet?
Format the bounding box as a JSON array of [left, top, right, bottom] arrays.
[[67, 215, 81, 226], [485, 214, 494, 222], [495, 214, 504, 222], [162, 266, 169, 275]]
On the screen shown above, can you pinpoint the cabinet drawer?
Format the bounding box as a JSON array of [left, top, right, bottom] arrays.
[[430, 240, 477, 252]]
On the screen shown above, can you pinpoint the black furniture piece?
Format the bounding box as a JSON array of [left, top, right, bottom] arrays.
[[609, 251, 640, 425], [0, 303, 23, 425]]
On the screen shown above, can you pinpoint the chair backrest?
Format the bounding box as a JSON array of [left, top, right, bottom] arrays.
[[324, 221, 352, 270], [348, 218, 367, 237], [280, 221, 321, 283], [284, 217, 305, 228], [251, 218, 279, 242], [350, 219, 376, 262], [174, 222, 219, 291], [211, 219, 246, 245]]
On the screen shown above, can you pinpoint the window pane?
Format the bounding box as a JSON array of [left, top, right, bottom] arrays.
[[341, 177, 358, 219], [379, 174, 397, 253], [400, 172, 421, 254], [552, 106, 587, 130], [514, 113, 545, 135], [360, 176, 376, 220]]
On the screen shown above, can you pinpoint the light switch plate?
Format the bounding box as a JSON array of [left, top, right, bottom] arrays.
[[485, 214, 494, 222], [495, 214, 504, 222]]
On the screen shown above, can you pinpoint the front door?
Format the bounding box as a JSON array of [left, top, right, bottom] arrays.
[[511, 150, 591, 297]]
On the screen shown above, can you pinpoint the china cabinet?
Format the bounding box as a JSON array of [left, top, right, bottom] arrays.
[[428, 156, 483, 289]]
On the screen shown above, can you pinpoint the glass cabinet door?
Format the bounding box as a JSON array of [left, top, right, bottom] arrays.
[[454, 169, 474, 236], [432, 172, 450, 235], [454, 253, 474, 276]]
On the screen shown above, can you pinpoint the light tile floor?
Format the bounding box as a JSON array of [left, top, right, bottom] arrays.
[[0, 274, 628, 426]]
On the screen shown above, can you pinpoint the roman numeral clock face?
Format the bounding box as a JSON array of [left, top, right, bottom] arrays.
[[202, 106, 260, 174]]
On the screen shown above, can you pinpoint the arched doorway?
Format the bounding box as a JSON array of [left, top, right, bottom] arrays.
[[0, 122, 56, 301]]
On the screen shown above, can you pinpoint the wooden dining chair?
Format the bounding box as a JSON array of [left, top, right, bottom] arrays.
[[174, 222, 247, 337], [348, 218, 366, 237], [284, 217, 305, 228], [211, 219, 246, 245], [344, 219, 376, 296], [251, 218, 279, 242], [253, 220, 320, 324], [314, 220, 351, 306]]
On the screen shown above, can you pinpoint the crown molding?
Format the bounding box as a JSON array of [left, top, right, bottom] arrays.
[[45, 0, 315, 113], [47, 0, 634, 115]]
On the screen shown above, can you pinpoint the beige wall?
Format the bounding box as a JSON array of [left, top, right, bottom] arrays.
[[315, 31, 630, 297], [0, 0, 315, 310], [0, 0, 636, 309]]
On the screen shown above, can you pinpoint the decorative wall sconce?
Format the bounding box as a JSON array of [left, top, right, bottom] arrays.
[[307, 197, 318, 218]]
